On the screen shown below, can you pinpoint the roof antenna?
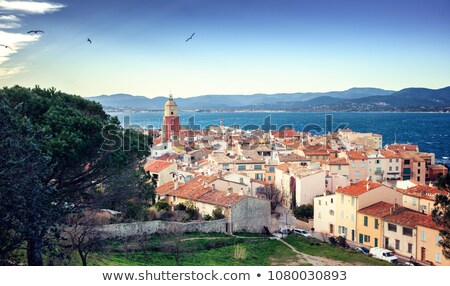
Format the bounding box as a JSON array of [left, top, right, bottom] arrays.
[[394, 132, 397, 144]]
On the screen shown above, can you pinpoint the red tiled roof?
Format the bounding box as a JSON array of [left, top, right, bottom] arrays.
[[144, 160, 175, 172], [416, 215, 444, 231], [380, 150, 400, 159], [279, 154, 309, 162], [327, 157, 349, 165], [197, 191, 246, 207], [155, 175, 216, 199], [341, 129, 353, 133], [387, 144, 419, 153], [336, 181, 383, 196], [272, 128, 298, 138], [384, 208, 431, 228], [302, 149, 329, 156], [358, 201, 393, 217], [347, 151, 368, 160], [402, 185, 449, 200], [275, 162, 290, 172]]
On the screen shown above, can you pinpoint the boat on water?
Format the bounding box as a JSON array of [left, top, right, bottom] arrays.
[[443, 157, 449, 160]]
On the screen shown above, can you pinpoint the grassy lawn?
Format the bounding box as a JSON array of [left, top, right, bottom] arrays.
[[284, 234, 392, 266], [74, 233, 301, 266]]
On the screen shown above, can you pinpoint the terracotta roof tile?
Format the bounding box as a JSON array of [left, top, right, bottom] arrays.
[[380, 150, 401, 159], [384, 208, 431, 228], [279, 154, 309, 162], [358, 201, 393, 217], [402, 185, 449, 200], [327, 157, 349, 165], [275, 162, 290, 172], [347, 151, 368, 160], [336, 181, 383, 196], [197, 191, 246, 207], [144, 160, 175, 172]]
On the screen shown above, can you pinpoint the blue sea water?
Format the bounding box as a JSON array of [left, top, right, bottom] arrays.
[[110, 111, 450, 159]]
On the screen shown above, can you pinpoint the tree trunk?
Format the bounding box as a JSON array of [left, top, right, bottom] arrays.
[[79, 250, 87, 266], [27, 238, 43, 266]]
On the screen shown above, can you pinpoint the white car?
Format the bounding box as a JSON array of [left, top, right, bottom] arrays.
[[293, 229, 311, 237]]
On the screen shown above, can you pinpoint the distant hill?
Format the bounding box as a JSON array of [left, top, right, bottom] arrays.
[[87, 87, 395, 110]]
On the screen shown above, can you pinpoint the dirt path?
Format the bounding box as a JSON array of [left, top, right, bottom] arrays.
[[277, 238, 353, 266]]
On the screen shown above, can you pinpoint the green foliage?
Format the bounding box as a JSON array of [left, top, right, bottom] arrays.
[[432, 194, 450, 259], [0, 86, 153, 265], [155, 201, 170, 212], [174, 203, 187, 211], [212, 207, 225, 220], [435, 173, 450, 191], [184, 201, 199, 220], [203, 214, 212, 221], [336, 236, 348, 248], [293, 204, 314, 220]]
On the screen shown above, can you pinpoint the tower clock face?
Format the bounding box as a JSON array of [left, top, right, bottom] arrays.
[[170, 107, 175, 111]]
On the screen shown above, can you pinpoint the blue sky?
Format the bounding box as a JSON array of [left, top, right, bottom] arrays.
[[0, 0, 449, 98]]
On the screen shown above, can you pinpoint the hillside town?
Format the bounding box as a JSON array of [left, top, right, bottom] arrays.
[[140, 95, 450, 265]]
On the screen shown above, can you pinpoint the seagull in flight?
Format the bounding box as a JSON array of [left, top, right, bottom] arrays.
[[0, 44, 14, 51], [87, 38, 92, 44], [27, 30, 44, 34], [185, 33, 195, 42]]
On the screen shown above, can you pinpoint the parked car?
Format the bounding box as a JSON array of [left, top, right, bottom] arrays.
[[293, 229, 312, 237], [354, 246, 370, 255], [403, 261, 422, 266], [369, 247, 399, 263]]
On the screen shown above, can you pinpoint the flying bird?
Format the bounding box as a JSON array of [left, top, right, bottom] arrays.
[[27, 30, 44, 34], [185, 33, 195, 42], [0, 44, 14, 50], [87, 38, 92, 44]]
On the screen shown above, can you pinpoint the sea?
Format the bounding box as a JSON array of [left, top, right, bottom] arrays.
[[109, 111, 450, 161]]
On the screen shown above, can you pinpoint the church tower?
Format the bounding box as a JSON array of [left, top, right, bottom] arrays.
[[162, 94, 180, 143]]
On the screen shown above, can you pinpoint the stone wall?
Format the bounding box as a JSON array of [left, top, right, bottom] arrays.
[[230, 197, 271, 233], [98, 219, 227, 239]]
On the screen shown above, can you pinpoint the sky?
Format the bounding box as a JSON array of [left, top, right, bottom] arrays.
[[0, 0, 449, 98]]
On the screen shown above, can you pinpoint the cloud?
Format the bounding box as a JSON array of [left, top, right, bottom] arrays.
[[0, 30, 39, 67], [0, 1, 65, 14], [0, 22, 21, 28], [0, 65, 24, 79], [0, 15, 20, 21]]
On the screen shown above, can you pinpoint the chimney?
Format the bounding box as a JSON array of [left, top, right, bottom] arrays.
[[420, 190, 426, 197], [227, 186, 233, 195], [212, 184, 216, 191], [203, 181, 207, 188], [174, 179, 179, 190], [366, 181, 370, 191]]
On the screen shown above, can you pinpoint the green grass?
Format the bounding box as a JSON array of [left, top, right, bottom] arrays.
[[79, 234, 300, 266], [284, 234, 392, 266]]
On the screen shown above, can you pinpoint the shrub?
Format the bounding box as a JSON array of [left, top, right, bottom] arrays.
[[174, 203, 187, 211], [328, 237, 337, 245], [203, 214, 212, 221], [155, 201, 170, 212], [233, 245, 247, 260], [293, 204, 314, 220], [336, 236, 348, 248], [147, 207, 158, 220], [186, 206, 199, 220], [212, 207, 225, 220]]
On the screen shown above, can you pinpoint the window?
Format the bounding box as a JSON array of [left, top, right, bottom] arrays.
[[396, 159, 399, 163], [388, 223, 397, 232], [418, 162, 421, 167], [331, 198, 334, 204], [355, 171, 360, 177], [376, 159, 380, 164], [352, 162, 355, 168], [389, 166, 392, 171], [254, 165, 262, 170], [329, 210, 334, 216], [361, 162, 365, 168], [341, 194, 344, 203], [403, 227, 413, 237], [417, 176, 421, 182], [351, 197, 355, 206], [375, 219, 379, 229], [255, 174, 263, 180], [405, 159, 410, 164], [436, 253, 441, 263], [395, 239, 400, 250], [316, 156, 319, 159], [421, 231, 426, 242], [319, 200, 322, 205], [436, 235, 441, 245], [338, 165, 342, 170], [389, 159, 392, 163], [240, 178, 244, 184], [269, 166, 275, 172], [408, 243, 413, 253], [238, 165, 246, 171], [412, 198, 417, 206], [364, 216, 368, 226], [364, 235, 370, 243], [351, 213, 355, 222], [268, 175, 272, 181], [395, 166, 399, 171], [318, 212, 321, 219], [173, 196, 177, 202], [418, 169, 421, 174]]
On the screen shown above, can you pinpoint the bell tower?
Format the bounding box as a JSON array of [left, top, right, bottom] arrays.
[[162, 94, 180, 142]]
